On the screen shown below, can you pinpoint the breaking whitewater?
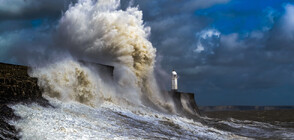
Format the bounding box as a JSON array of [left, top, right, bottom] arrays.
[[3, 0, 294, 139], [7, 94, 294, 139]]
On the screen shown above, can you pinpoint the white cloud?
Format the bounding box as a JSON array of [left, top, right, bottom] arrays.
[[200, 29, 221, 39], [281, 4, 294, 39], [220, 33, 245, 49], [194, 29, 221, 53], [194, 43, 205, 53]]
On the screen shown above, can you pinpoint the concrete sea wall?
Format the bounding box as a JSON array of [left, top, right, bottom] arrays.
[[0, 62, 48, 139]]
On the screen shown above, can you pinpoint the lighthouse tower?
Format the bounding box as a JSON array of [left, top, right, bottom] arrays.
[[172, 70, 178, 91]]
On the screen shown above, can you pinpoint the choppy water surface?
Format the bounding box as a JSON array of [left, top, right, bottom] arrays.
[[8, 97, 294, 140]]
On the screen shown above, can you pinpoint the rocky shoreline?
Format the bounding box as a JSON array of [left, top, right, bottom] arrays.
[[0, 62, 50, 140]]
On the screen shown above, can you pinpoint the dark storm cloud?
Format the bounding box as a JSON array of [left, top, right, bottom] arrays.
[[121, 0, 230, 65], [188, 4, 294, 105], [0, 1, 66, 65], [0, 0, 78, 20], [121, 1, 230, 74], [122, 0, 229, 16], [0, 21, 56, 65], [0, 0, 61, 19], [0, 0, 79, 64], [122, 0, 294, 105]]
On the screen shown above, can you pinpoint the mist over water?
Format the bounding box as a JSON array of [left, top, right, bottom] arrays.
[[5, 0, 294, 139], [20, 0, 173, 111], [54, 0, 171, 110]]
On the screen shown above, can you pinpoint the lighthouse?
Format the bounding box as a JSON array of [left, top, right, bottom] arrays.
[[172, 70, 178, 91]]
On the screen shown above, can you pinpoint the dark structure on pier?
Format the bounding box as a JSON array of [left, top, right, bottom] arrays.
[[169, 90, 201, 116]]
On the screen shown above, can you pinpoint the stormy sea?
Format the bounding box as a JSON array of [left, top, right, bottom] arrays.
[[1, 94, 291, 140], [1, 0, 294, 139]]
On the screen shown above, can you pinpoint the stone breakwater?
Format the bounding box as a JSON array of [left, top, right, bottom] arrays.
[[0, 63, 42, 102], [0, 62, 49, 140]]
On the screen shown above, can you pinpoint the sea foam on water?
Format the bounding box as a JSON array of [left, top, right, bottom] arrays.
[[7, 0, 294, 139]]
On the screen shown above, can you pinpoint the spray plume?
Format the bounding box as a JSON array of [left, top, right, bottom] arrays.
[[31, 0, 173, 111], [57, 0, 156, 84]]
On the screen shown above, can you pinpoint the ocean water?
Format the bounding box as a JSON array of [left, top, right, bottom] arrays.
[[8, 96, 294, 140], [4, 1, 294, 138]]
